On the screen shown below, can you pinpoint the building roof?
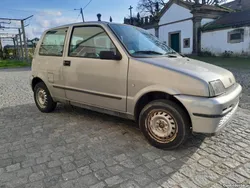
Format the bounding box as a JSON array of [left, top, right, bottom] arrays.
[[202, 9, 250, 31], [159, 0, 194, 16], [159, 0, 231, 17], [221, 0, 250, 11]]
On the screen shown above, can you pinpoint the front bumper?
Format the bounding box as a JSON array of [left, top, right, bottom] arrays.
[[175, 83, 242, 134]]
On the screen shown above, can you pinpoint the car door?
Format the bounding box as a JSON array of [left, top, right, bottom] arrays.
[[62, 25, 128, 112], [35, 27, 68, 100]]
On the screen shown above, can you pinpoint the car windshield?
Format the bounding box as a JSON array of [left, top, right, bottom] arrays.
[[109, 23, 176, 57]]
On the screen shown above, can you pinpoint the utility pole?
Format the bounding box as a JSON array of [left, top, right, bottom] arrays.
[[0, 15, 33, 62], [129, 6, 133, 24], [21, 20, 29, 62], [0, 38, 2, 51], [0, 38, 2, 59], [15, 36, 20, 60], [18, 29, 24, 60], [12, 38, 17, 58], [75, 8, 85, 22], [80, 8, 84, 22]]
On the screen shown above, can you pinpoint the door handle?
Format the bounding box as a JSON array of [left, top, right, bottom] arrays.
[[63, 60, 71, 66]]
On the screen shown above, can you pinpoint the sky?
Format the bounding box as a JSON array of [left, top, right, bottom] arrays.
[[0, 0, 138, 45], [0, 0, 233, 46]]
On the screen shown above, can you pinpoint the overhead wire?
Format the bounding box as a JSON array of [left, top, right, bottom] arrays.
[[1, 1, 94, 40], [82, 0, 94, 10], [75, 13, 81, 22]]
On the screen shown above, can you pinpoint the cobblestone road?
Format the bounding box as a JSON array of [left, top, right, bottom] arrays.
[[0, 68, 250, 188], [227, 68, 250, 110]]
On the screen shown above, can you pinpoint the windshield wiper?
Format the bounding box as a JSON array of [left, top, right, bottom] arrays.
[[165, 51, 179, 58], [167, 54, 178, 58], [165, 51, 177, 55], [133, 51, 163, 55]]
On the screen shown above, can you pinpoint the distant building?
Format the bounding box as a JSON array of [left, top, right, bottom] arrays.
[[125, 0, 250, 56], [222, 0, 250, 11], [201, 9, 250, 56]]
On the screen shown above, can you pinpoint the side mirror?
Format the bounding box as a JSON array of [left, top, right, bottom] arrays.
[[99, 51, 122, 60]]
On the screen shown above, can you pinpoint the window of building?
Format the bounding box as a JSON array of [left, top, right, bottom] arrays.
[[69, 26, 116, 58], [183, 38, 190, 48], [228, 29, 244, 43], [39, 28, 67, 56], [230, 33, 241, 40]]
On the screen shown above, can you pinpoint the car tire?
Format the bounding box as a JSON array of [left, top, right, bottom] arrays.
[[34, 82, 57, 113], [139, 99, 191, 149]]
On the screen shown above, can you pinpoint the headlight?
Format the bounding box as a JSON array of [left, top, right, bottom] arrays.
[[209, 80, 225, 96]]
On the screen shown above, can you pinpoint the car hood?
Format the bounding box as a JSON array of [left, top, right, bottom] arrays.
[[139, 56, 235, 88]]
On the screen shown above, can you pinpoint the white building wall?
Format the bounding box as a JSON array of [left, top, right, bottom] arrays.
[[159, 20, 193, 54], [147, 28, 155, 36], [159, 3, 193, 25], [201, 27, 250, 56], [201, 18, 214, 26]]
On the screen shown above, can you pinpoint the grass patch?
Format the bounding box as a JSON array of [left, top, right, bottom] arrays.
[[0, 60, 30, 68], [189, 56, 250, 69]]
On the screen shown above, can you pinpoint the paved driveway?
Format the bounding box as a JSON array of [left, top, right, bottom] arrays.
[[0, 68, 250, 188]]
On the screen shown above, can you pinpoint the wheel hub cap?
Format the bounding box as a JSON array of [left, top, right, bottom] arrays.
[[147, 110, 178, 143], [36, 88, 47, 108]]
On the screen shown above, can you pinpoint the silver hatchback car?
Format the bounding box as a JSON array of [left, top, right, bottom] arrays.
[[31, 22, 242, 149]]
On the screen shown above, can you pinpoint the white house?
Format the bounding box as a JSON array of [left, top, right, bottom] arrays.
[[201, 10, 250, 56], [128, 0, 250, 56], [158, 2, 194, 54]]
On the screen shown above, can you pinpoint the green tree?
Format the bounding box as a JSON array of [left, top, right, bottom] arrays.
[[3, 48, 10, 59], [0, 49, 3, 59], [137, 0, 166, 16]]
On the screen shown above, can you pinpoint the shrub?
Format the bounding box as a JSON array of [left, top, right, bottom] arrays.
[[222, 50, 233, 58], [198, 50, 215, 57]]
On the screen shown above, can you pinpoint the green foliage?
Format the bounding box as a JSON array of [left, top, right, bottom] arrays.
[[221, 50, 250, 58], [0, 60, 30, 68], [222, 50, 234, 58], [3, 48, 10, 59], [190, 56, 250, 69], [0, 49, 3, 59], [198, 50, 215, 57]]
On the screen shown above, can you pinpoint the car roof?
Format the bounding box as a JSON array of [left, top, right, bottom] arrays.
[[46, 21, 123, 31]]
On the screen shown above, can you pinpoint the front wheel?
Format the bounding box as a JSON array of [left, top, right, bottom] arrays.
[[34, 82, 57, 113], [139, 100, 191, 149]]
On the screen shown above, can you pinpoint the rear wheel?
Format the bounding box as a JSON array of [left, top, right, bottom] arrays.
[[34, 82, 57, 113], [139, 100, 190, 149]]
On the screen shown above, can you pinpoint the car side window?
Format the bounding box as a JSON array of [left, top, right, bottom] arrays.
[[69, 26, 116, 58], [39, 28, 67, 56]]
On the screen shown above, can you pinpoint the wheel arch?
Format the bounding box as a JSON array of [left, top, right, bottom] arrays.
[[134, 91, 192, 128], [31, 77, 46, 91]]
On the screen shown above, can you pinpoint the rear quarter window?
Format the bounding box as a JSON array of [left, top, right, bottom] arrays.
[[39, 28, 67, 56]]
